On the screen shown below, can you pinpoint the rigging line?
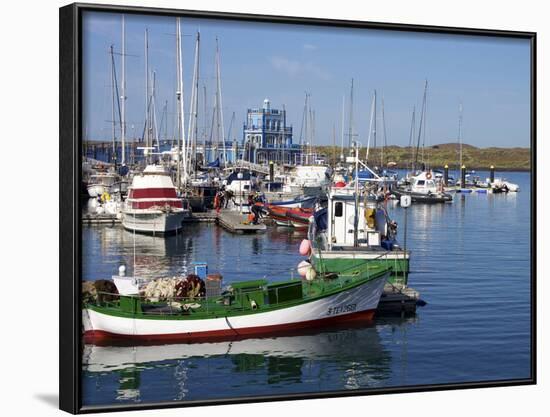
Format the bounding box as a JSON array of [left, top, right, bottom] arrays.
[[224, 316, 239, 336]]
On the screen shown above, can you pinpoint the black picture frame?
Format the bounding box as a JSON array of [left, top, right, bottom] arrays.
[[59, 2, 537, 414]]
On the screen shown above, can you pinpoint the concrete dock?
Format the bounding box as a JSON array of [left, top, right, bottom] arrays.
[[217, 209, 267, 234], [82, 213, 120, 225], [182, 212, 216, 223], [83, 211, 217, 225]]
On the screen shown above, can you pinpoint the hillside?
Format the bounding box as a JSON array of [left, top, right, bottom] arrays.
[[314, 143, 531, 171]]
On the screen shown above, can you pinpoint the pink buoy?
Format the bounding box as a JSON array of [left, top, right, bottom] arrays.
[[299, 239, 312, 256], [334, 181, 346, 188], [297, 260, 311, 277]]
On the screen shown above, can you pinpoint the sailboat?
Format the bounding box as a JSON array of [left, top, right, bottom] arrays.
[[91, 45, 127, 218], [121, 19, 190, 234], [393, 82, 452, 203]]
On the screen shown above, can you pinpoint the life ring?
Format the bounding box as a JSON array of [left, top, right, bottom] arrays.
[[426, 172, 432, 180]]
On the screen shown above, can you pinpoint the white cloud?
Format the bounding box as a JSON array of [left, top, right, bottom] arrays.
[[269, 56, 330, 80]]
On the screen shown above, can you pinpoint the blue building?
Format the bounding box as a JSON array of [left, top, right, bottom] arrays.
[[242, 99, 302, 165]]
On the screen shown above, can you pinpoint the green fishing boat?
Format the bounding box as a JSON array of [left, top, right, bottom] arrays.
[[308, 184, 410, 286], [83, 263, 391, 344]]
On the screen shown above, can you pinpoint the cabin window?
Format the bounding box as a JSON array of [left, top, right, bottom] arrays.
[[417, 180, 425, 186], [335, 202, 343, 217]]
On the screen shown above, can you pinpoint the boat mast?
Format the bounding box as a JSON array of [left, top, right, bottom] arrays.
[[307, 101, 313, 163], [202, 84, 208, 159], [381, 97, 388, 170], [332, 123, 336, 163], [422, 81, 429, 169], [187, 31, 200, 176], [311, 109, 315, 159], [299, 92, 308, 162], [408, 107, 416, 173], [110, 45, 117, 164], [215, 37, 227, 167], [193, 32, 200, 172], [144, 28, 150, 163], [340, 95, 345, 161], [150, 71, 160, 152], [458, 101, 463, 171], [163, 100, 168, 143], [372, 90, 376, 167], [347, 78, 354, 155], [120, 15, 126, 165], [365, 93, 376, 164], [175, 17, 187, 188], [414, 80, 428, 171]]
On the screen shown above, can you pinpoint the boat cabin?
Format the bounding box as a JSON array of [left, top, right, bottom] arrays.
[[326, 188, 389, 250], [410, 171, 439, 194]]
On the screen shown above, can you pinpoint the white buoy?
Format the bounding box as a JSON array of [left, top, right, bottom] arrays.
[[297, 260, 311, 277], [118, 265, 126, 277], [305, 267, 317, 281]]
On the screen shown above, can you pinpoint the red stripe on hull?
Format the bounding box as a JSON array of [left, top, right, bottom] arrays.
[[129, 188, 177, 199], [130, 200, 183, 209], [83, 309, 376, 345]]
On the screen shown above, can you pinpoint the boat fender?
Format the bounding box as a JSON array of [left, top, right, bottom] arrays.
[[297, 260, 311, 277], [305, 267, 317, 281], [299, 239, 312, 256], [250, 300, 258, 310]]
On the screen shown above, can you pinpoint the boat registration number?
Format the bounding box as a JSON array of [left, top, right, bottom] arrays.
[[327, 303, 357, 316]]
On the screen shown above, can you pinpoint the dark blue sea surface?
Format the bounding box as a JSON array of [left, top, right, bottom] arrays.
[[81, 170, 532, 407]]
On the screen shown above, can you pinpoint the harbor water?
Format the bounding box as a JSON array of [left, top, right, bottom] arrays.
[[81, 171, 531, 406]]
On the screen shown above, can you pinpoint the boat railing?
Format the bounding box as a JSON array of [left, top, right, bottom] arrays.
[[91, 291, 218, 315], [91, 284, 309, 315], [322, 251, 395, 281], [90, 272, 373, 316]]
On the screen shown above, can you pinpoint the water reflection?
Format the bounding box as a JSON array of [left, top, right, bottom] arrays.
[[82, 318, 417, 404]]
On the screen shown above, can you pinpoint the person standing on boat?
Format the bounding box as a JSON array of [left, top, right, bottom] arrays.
[[222, 186, 232, 209], [214, 191, 221, 213], [218, 187, 226, 210], [249, 193, 262, 225]]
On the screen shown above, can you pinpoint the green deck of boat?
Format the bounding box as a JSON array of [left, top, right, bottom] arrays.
[[311, 254, 410, 286], [86, 264, 390, 320]]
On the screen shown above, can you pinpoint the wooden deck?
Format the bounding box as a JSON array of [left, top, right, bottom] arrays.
[[81, 213, 120, 225], [217, 209, 267, 234]]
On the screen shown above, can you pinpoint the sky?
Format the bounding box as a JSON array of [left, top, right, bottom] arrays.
[[82, 11, 531, 148]]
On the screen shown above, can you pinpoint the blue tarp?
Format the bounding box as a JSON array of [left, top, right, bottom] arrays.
[[207, 158, 220, 168], [118, 165, 129, 176], [314, 208, 328, 231], [352, 170, 375, 181]]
